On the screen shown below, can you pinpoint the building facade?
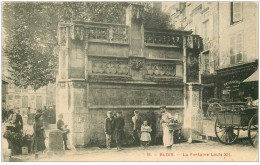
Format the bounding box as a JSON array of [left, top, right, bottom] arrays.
[[6, 85, 47, 115], [169, 2, 258, 114], [56, 4, 203, 146], [2, 75, 8, 110]]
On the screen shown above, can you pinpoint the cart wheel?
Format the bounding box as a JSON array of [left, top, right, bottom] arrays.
[[215, 119, 239, 144], [207, 103, 222, 120], [248, 113, 258, 148]]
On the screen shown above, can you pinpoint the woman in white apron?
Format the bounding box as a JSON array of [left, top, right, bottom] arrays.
[[160, 106, 173, 149]]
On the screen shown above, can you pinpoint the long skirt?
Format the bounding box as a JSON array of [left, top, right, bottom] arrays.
[[162, 123, 173, 147], [32, 132, 46, 153], [113, 129, 125, 145]]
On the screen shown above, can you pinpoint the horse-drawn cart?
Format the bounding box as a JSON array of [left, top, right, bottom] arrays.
[[214, 105, 258, 147]]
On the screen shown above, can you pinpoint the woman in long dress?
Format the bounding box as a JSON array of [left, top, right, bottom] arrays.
[[160, 106, 173, 149], [32, 114, 46, 158]]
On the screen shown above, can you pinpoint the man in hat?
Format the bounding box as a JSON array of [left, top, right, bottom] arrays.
[[57, 114, 70, 150], [104, 111, 114, 149], [131, 110, 142, 146], [8, 108, 23, 133], [113, 111, 125, 151]]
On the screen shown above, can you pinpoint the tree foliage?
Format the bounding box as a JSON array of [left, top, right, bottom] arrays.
[[3, 2, 172, 90]]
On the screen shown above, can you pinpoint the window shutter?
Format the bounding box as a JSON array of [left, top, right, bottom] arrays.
[[230, 35, 235, 55], [236, 33, 242, 62], [233, 2, 242, 22]]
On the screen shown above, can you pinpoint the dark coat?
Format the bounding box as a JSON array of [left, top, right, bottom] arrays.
[[32, 120, 46, 152], [113, 117, 125, 141], [8, 114, 23, 133], [105, 117, 114, 135]]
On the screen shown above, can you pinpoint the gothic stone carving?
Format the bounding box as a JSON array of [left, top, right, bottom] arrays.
[[88, 27, 108, 41], [186, 35, 203, 50], [88, 25, 128, 44], [129, 57, 145, 71], [145, 63, 176, 77], [70, 25, 84, 40], [131, 4, 144, 19], [58, 26, 69, 46], [144, 32, 182, 47], [92, 60, 129, 75], [110, 26, 128, 43]]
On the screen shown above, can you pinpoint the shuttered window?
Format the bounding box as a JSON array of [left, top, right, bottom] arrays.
[[231, 2, 242, 24], [202, 20, 209, 39], [230, 33, 243, 64]]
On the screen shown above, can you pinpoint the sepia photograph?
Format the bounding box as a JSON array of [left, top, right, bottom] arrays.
[[1, 1, 259, 162]]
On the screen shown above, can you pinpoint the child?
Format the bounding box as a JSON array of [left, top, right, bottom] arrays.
[[140, 121, 152, 149]]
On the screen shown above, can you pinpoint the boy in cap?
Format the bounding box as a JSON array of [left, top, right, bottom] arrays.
[[104, 111, 114, 149], [57, 114, 70, 150], [113, 111, 125, 151]]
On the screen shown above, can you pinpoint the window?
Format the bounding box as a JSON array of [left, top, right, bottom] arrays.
[[203, 53, 210, 74], [230, 33, 243, 64], [202, 20, 209, 39], [22, 96, 28, 108], [231, 2, 242, 24], [36, 96, 42, 109], [8, 95, 13, 100], [14, 95, 21, 108]]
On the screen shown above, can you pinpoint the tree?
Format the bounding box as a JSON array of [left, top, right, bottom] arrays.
[[3, 2, 172, 90]]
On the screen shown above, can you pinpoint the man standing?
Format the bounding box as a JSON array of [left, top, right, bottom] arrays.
[[113, 111, 125, 151], [160, 105, 173, 150], [104, 111, 114, 149], [131, 110, 142, 146], [57, 114, 70, 150], [8, 108, 23, 133]]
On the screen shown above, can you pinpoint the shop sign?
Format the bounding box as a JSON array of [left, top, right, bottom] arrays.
[[222, 90, 230, 95], [224, 80, 241, 89]]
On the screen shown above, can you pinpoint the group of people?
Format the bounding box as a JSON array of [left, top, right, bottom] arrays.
[[5, 108, 70, 157], [5, 105, 177, 156], [105, 110, 152, 151], [104, 105, 177, 151]]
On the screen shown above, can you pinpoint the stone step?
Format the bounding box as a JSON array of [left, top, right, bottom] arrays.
[[199, 134, 218, 142]]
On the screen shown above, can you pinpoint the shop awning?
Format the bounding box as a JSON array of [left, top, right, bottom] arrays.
[[243, 69, 258, 82]]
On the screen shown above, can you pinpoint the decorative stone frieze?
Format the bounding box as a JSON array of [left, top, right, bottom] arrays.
[[91, 60, 129, 75], [144, 31, 183, 47], [145, 63, 176, 77]]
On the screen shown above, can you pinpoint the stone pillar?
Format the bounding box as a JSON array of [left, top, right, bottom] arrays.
[[126, 4, 145, 80], [182, 35, 203, 142], [57, 23, 87, 147]]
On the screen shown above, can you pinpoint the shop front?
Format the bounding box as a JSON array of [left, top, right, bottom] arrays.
[[216, 61, 258, 102]]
